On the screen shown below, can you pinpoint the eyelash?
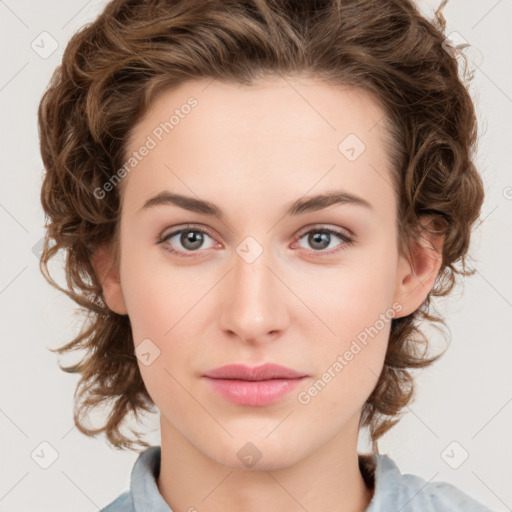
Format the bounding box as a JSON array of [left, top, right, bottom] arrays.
[[156, 224, 354, 259]]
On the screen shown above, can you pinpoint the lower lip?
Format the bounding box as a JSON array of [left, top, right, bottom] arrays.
[[203, 377, 306, 406]]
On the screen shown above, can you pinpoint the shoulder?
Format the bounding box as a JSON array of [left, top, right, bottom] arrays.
[[425, 480, 493, 511], [364, 454, 495, 512], [100, 491, 133, 512]]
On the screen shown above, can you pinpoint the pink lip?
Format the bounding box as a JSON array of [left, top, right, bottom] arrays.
[[202, 364, 308, 406]]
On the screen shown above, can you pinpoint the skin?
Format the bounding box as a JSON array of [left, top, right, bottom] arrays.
[[94, 75, 443, 512]]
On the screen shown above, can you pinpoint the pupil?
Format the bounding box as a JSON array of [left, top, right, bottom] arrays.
[[182, 230, 203, 250], [310, 231, 330, 250]]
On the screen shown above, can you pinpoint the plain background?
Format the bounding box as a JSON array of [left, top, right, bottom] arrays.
[[1, 0, 511, 510]]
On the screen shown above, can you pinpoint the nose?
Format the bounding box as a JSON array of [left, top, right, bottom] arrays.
[[219, 241, 289, 345]]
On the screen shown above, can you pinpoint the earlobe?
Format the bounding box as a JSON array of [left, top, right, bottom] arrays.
[[393, 217, 445, 318], [91, 244, 128, 315]]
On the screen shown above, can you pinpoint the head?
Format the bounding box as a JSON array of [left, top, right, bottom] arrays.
[[38, 0, 483, 461]]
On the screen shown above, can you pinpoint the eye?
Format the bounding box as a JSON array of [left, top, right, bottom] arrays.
[[157, 224, 354, 259], [294, 226, 354, 256], [157, 225, 218, 258]]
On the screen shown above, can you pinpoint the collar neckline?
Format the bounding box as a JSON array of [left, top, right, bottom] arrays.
[[130, 446, 398, 512]]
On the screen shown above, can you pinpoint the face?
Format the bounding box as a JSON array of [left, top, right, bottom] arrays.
[[98, 75, 434, 470]]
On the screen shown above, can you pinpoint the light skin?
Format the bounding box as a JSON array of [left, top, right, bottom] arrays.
[[93, 75, 443, 512]]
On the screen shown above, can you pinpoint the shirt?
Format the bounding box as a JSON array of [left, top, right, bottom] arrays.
[[101, 445, 495, 511]]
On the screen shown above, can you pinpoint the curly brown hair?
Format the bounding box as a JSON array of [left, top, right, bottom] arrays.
[[38, 0, 484, 453]]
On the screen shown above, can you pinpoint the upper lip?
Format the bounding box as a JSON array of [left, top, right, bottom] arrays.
[[203, 363, 307, 381]]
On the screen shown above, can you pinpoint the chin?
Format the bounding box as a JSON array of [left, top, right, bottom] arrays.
[[205, 435, 304, 472]]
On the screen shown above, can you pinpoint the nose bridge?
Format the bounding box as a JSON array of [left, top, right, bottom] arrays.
[[234, 242, 272, 299], [220, 235, 287, 340]]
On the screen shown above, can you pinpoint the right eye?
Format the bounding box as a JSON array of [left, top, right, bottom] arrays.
[[157, 225, 219, 258]]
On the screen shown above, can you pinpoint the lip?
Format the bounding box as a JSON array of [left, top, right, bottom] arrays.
[[202, 363, 308, 406], [204, 363, 306, 380]]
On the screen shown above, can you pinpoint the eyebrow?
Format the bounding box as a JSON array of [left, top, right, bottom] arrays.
[[138, 189, 372, 218]]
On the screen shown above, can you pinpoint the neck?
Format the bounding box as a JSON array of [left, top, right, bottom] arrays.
[[157, 416, 375, 512]]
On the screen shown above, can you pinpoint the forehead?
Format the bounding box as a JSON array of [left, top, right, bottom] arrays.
[[129, 75, 389, 146], [120, 76, 395, 217]]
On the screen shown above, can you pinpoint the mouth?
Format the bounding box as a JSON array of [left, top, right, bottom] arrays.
[[202, 363, 308, 406]]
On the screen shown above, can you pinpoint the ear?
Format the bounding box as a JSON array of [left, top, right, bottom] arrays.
[[393, 216, 445, 318], [91, 243, 128, 315]]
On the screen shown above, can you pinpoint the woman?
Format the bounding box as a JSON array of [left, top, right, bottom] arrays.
[[37, 0, 493, 510]]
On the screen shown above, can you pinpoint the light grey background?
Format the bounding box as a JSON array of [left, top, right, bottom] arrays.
[[1, 0, 511, 510]]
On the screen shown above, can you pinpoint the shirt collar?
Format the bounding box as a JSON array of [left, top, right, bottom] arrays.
[[131, 445, 171, 511], [129, 445, 386, 512], [127, 445, 486, 512]]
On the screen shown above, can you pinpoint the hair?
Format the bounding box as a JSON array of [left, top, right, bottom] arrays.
[[38, 0, 484, 453]]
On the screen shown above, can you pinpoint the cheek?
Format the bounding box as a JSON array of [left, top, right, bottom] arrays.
[[119, 239, 201, 341], [294, 256, 397, 341], [294, 255, 396, 404], [119, 243, 208, 389], [298, 318, 391, 419]]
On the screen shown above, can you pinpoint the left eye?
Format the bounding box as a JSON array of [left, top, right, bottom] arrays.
[[294, 227, 353, 255]]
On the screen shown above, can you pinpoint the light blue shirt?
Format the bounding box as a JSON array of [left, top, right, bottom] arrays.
[[101, 445, 495, 511]]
